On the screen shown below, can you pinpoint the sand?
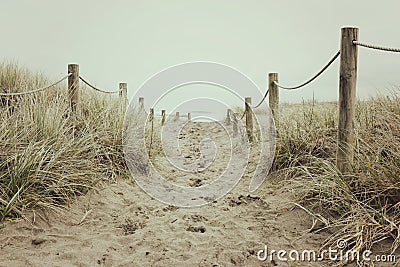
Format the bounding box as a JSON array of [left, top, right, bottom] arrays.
[[0, 121, 330, 267]]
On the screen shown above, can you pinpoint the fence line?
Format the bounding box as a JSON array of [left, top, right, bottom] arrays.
[[353, 41, 400, 52], [273, 50, 340, 90], [2, 27, 399, 174], [226, 27, 400, 174], [235, 51, 340, 124], [253, 89, 269, 109], [0, 73, 72, 96], [79, 76, 122, 94]]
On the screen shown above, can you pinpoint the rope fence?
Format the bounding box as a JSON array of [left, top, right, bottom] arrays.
[[273, 50, 340, 90], [2, 27, 399, 174], [79, 76, 122, 94], [222, 28, 400, 174], [73, 30, 400, 174], [0, 73, 72, 96], [353, 41, 400, 53]]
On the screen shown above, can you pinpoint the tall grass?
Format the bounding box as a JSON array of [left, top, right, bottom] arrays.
[[1, 62, 398, 261], [274, 96, 400, 259], [0, 62, 126, 219]]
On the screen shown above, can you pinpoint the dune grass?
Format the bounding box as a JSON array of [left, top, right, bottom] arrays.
[[0, 62, 126, 220], [274, 96, 400, 258], [0, 62, 398, 262]]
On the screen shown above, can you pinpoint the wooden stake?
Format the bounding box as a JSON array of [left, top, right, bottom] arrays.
[[68, 64, 79, 113], [119, 82, 127, 101], [174, 111, 180, 121], [226, 109, 231, 125], [161, 110, 166, 126], [232, 112, 238, 137], [119, 83, 127, 113], [337, 27, 359, 173], [139, 97, 144, 110], [268, 73, 279, 127], [149, 108, 154, 122], [188, 112, 191, 121], [245, 97, 253, 141]]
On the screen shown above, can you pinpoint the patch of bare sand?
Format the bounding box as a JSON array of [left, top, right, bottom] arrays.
[[0, 122, 331, 266]]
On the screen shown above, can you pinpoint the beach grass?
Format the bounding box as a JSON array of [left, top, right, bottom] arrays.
[[0, 62, 398, 257]]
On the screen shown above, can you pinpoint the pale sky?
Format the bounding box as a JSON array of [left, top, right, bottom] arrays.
[[1, 1, 400, 117]]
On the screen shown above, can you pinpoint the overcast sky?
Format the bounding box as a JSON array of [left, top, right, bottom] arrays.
[[1, 1, 400, 116]]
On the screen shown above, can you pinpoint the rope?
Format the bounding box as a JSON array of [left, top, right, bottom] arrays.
[[0, 73, 72, 96], [273, 50, 340, 90], [353, 41, 400, 53], [252, 89, 269, 108], [79, 76, 122, 94], [240, 109, 246, 120]]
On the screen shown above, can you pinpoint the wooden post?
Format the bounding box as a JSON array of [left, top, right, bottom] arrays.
[[149, 108, 154, 122], [337, 27, 359, 173], [174, 111, 180, 121], [149, 108, 154, 158], [119, 82, 127, 103], [119, 83, 127, 114], [226, 109, 231, 125], [268, 73, 279, 127], [68, 64, 79, 113], [139, 97, 144, 110], [232, 112, 238, 137], [188, 113, 191, 121], [245, 97, 253, 141], [161, 110, 166, 126]]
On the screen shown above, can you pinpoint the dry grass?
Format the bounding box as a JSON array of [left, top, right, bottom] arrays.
[[0, 62, 126, 219], [0, 62, 398, 264], [274, 96, 400, 261]]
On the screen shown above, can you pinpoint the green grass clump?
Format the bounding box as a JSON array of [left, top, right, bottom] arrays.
[[0, 62, 126, 219]]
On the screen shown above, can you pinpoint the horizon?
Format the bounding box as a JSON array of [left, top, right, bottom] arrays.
[[1, 1, 400, 117]]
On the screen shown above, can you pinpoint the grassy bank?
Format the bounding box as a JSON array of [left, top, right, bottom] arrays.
[[0, 62, 126, 220], [275, 97, 400, 255]]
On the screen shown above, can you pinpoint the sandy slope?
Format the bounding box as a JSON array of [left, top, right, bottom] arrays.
[[0, 121, 329, 267]]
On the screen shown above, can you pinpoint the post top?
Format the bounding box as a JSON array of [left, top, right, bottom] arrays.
[[341, 26, 359, 30]]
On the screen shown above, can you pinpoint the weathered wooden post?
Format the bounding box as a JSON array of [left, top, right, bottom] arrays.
[[68, 64, 79, 113], [119, 82, 127, 114], [268, 73, 279, 127], [226, 109, 231, 125], [232, 112, 238, 137], [148, 107, 155, 158], [119, 82, 127, 102], [188, 112, 191, 121], [149, 108, 154, 122], [161, 109, 166, 126], [245, 97, 253, 141], [174, 111, 180, 121], [336, 27, 359, 174], [139, 97, 144, 110]]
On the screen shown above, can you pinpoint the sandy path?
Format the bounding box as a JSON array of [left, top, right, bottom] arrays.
[[0, 122, 328, 267]]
